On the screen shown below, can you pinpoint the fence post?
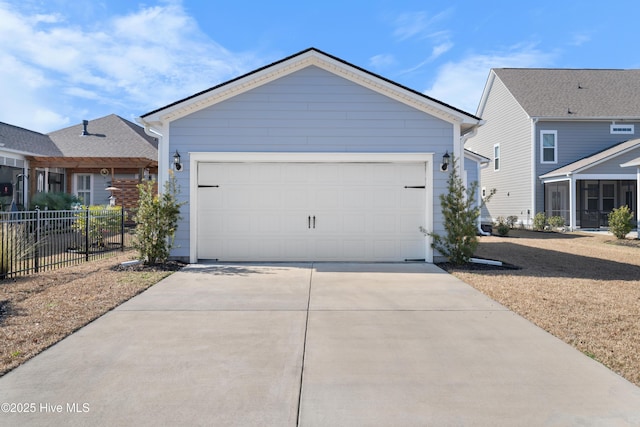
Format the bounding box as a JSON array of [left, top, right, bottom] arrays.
[[120, 208, 125, 252], [34, 208, 40, 273], [85, 208, 90, 262]]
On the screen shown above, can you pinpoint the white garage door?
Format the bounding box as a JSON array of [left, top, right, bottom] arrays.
[[196, 162, 427, 261]]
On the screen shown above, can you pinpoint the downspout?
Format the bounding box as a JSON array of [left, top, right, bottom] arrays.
[[461, 123, 490, 236], [136, 117, 166, 192]]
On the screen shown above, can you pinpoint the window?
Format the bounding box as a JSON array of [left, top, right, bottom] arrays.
[[610, 124, 634, 135], [75, 174, 92, 205], [493, 144, 500, 171], [540, 130, 557, 164]]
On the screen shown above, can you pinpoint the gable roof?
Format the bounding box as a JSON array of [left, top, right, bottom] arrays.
[[47, 114, 157, 160], [464, 148, 490, 164], [0, 122, 62, 156], [539, 138, 640, 180], [140, 47, 481, 132], [481, 68, 640, 119]]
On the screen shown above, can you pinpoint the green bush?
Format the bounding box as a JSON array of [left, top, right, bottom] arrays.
[[133, 172, 185, 265], [533, 212, 547, 231], [73, 205, 122, 248], [548, 216, 565, 229], [29, 192, 80, 210], [495, 217, 510, 236], [608, 206, 633, 239], [0, 224, 34, 277]]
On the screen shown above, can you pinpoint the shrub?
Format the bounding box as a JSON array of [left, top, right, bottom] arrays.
[[421, 155, 495, 265], [548, 216, 565, 229], [495, 217, 510, 236], [73, 205, 123, 249], [533, 212, 547, 231], [29, 192, 80, 210], [0, 223, 34, 277], [608, 206, 633, 239], [506, 215, 518, 228], [133, 172, 185, 265]]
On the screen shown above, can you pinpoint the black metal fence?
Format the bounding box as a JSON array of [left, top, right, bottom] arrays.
[[0, 208, 133, 279]]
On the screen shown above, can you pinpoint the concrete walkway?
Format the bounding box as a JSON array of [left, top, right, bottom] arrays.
[[1, 263, 639, 426]]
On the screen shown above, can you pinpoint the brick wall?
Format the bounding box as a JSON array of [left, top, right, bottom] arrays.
[[112, 179, 158, 209]]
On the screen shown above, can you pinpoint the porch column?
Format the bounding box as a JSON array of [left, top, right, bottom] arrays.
[[569, 175, 576, 231], [637, 167, 640, 236]]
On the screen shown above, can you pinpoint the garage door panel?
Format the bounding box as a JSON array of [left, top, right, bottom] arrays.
[[197, 162, 427, 261]]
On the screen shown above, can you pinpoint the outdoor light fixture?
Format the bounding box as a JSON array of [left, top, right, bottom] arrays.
[[173, 150, 182, 171], [441, 151, 450, 171]]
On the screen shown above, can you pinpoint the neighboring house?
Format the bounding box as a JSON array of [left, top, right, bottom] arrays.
[[0, 114, 158, 209], [466, 68, 640, 230], [0, 122, 61, 210], [138, 48, 483, 263]]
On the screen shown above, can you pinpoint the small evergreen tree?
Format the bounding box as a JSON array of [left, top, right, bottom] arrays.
[[133, 172, 186, 265], [423, 155, 494, 265]]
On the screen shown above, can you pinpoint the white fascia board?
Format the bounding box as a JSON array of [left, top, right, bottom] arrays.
[[309, 55, 479, 127], [0, 149, 29, 159], [189, 152, 433, 163], [539, 176, 572, 184], [572, 173, 636, 180], [475, 70, 496, 117], [621, 157, 640, 168]]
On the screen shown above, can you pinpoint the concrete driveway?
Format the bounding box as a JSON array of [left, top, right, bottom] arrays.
[[1, 263, 639, 426]]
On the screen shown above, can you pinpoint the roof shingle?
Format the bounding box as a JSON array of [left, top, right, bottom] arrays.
[[493, 68, 640, 118], [47, 114, 157, 160]]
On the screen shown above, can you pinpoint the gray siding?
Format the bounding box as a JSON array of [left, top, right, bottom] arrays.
[[168, 66, 455, 258], [534, 121, 640, 213], [580, 147, 640, 175], [464, 156, 484, 221], [466, 75, 533, 224]]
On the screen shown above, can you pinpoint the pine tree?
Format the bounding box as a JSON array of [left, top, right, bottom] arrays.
[[425, 155, 494, 265]]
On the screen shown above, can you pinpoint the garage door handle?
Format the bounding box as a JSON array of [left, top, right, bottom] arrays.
[[313, 216, 316, 229], [308, 216, 311, 229]]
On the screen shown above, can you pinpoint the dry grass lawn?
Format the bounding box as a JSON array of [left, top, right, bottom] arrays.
[[0, 251, 176, 376], [445, 229, 640, 387]]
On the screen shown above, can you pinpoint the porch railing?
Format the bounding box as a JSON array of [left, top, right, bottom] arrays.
[[579, 210, 613, 228], [0, 208, 133, 279]]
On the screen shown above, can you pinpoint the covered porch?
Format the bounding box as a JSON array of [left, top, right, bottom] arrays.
[[540, 138, 640, 230]]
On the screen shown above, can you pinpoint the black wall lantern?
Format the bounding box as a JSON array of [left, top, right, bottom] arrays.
[[440, 151, 450, 171], [173, 150, 182, 171]]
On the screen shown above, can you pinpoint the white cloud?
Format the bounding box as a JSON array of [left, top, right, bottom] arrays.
[[369, 54, 396, 69], [0, 1, 260, 132], [425, 46, 556, 114], [393, 9, 453, 41]]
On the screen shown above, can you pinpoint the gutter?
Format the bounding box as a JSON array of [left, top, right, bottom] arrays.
[[136, 117, 163, 139]]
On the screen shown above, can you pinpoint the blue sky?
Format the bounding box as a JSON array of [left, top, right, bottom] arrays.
[[1, 0, 639, 133]]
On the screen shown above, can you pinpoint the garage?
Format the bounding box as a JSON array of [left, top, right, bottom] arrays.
[[140, 48, 483, 264], [195, 157, 430, 262]]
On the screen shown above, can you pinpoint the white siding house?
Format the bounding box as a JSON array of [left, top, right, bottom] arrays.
[[138, 48, 482, 263]]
